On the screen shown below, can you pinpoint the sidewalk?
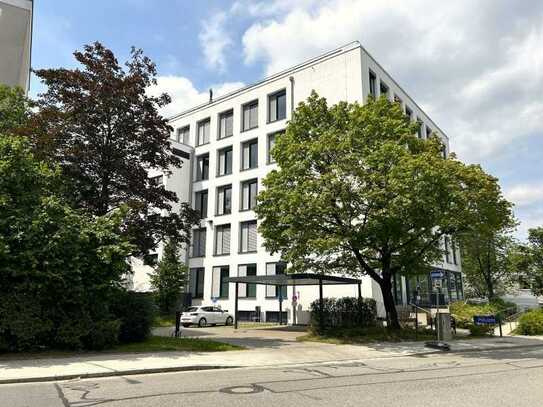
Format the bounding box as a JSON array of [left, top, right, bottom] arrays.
[[1, 332, 542, 385]]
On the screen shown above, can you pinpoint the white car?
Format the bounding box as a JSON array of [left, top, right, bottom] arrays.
[[180, 306, 234, 328]]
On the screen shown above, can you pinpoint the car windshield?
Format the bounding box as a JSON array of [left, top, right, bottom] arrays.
[[185, 307, 199, 312]]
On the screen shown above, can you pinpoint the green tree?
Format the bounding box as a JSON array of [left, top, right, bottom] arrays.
[[150, 239, 188, 314], [255, 92, 510, 329], [0, 84, 31, 135], [30, 42, 199, 257], [460, 232, 518, 300], [521, 227, 543, 296], [0, 135, 134, 350]]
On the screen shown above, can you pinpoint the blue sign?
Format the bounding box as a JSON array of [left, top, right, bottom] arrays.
[[474, 315, 497, 325], [430, 271, 444, 279]]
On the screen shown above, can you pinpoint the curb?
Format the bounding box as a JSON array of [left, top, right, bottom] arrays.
[[0, 365, 239, 385]]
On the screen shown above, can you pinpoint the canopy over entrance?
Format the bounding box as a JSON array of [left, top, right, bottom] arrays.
[[224, 273, 363, 329]]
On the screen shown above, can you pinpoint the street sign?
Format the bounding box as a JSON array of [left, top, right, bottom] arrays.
[[430, 270, 444, 279], [474, 315, 497, 325]]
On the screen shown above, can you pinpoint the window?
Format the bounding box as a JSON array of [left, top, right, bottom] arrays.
[[143, 253, 158, 266], [176, 126, 190, 144], [442, 145, 447, 159], [239, 220, 257, 253], [191, 228, 206, 257], [241, 179, 258, 211], [238, 264, 257, 298], [242, 100, 258, 131], [380, 81, 389, 98], [197, 119, 210, 146], [405, 106, 413, 121], [266, 262, 287, 298], [218, 110, 233, 139], [214, 224, 231, 255], [416, 119, 423, 139], [195, 154, 209, 181], [267, 130, 283, 164], [394, 95, 402, 105], [212, 266, 230, 299], [426, 126, 432, 139], [149, 175, 163, 186], [216, 184, 232, 215], [195, 190, 208, 218], [268, 89, 286, 122], [189, 267, 205, 298], [217, 146, 233, 176], [241, 139, 258, 170], [444, 236, 451, 263], [451, 239, 458, 265], [369, 70, 377, 96]]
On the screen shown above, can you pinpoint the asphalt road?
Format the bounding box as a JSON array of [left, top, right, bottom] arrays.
[[3, 346, 543, 407]]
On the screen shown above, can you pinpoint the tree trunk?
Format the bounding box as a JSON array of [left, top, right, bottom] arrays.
[[379, 277, 401, 330]]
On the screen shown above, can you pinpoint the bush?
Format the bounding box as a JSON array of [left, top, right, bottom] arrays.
[[517, 309, 543, 336], [83, 320, 121, 350], [468, 324, 494, 337], [449, 300, 516, 329], [111, 291, 157, 343], [310, 297, 377, 334]]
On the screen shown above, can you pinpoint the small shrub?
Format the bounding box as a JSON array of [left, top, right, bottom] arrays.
[[517, 309, 543, 336], [83, 320, 120, 350], [111, 291, 157, 343], [310, 297, 377, 335], [450, 301, 515, 329], [468, 324, 494, 337]]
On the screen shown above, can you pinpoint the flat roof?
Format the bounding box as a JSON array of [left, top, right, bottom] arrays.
[[225, 273, 361, 286]]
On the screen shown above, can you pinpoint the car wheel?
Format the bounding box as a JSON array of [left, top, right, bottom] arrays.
[[225, 316, 233, 326], [198, 318, 207, 328], [182, 323, 191, 328]]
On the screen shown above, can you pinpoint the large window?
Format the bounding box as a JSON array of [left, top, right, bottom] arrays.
[[212, 266, 230, 299], [241, 139, 258, 170], [380, 81, 389, 98], [217, 146, 233, 176], [426, 126, 432, 139], [369, 70, 377, 96], [195, 190, 208, 218], [267, 130, 283, 164], [218, 110, 233, 139], [214, 224, 231, 255], [444, 236, 451, 263], [216, 184, 232, 215], [195, 154, 209, 181], [241, 179, 258, 211], [405, 106, 413, 121], [191, 228, 206, 257], [417, 119, 423, 139], [238, 264, 257, 298], [190, 267, 205, 298], [266, 262, 287, 298], [242, 100, 258, 131], [239, 220, 257, 253], [176, 126, 190, 144], [197, 118, 210, 146], [268, 89, 286, 122]]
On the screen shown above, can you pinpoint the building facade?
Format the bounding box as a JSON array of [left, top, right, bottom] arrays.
[[138, 42, 463, 322], [0, 0, 33, 92]]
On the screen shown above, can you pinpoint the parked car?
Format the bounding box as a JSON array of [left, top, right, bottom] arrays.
[[180, 306, 234, 328]]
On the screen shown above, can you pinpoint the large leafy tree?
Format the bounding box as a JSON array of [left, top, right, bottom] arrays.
[[29, 42, 198, 256], [256, 92, 510, 329], [0, 84, 31, 135], [0, 135, 133, 350], [520, 227, 543, 296], [150, 239, 188, 314]]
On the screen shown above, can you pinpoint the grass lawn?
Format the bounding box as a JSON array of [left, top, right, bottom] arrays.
[[298, 326, 437, 344], [153, 315, 177, 327], [0, 336, 244, 361]]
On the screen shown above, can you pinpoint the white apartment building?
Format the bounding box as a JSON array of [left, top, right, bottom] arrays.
[[137, 42, 463, 323], [0, 0, 33, 92]]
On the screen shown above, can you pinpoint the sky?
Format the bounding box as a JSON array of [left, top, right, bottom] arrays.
[[30, 0, 543, 240]]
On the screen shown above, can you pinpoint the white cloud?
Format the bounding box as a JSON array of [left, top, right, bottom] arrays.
[[506, 183, 543, 207], [240, 0, 543, 164], [199, 11, 232, 72], [148, 76, 244, 119]]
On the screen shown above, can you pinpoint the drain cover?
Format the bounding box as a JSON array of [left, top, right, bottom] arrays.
[[220, 384, 265, 395]]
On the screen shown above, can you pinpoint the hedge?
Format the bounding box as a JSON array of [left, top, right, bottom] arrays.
[[310, 297, 377, 334], [517, 309, 543, 336]]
